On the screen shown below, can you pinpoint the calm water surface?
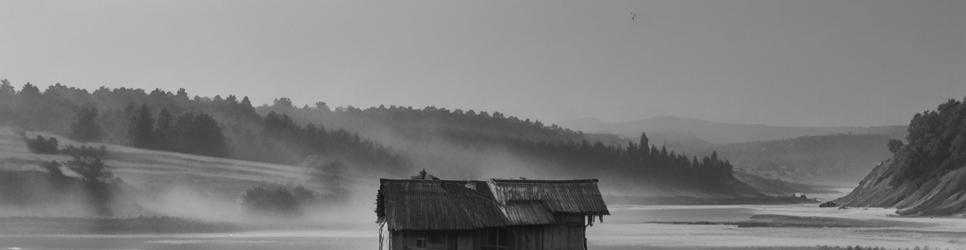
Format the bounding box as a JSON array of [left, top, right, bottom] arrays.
[[2, 204, 964, 250]]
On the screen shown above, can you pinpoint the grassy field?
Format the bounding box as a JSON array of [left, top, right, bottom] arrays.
[[0, 127, 329, 196], [0, 126, 376, 224]]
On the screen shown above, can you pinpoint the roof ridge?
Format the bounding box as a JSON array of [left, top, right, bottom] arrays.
[[380, 178, 487, 182], [490, 178, 599, 183], [380, 178, 599, 183]]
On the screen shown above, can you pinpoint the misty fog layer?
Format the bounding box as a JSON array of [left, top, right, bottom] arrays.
[[0, 82, 870, 234]]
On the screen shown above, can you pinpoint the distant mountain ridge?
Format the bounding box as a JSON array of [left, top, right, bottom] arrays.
[[564, 116, 905, 187], [560, 116, 905, 144], [718, 134, 896, 186]]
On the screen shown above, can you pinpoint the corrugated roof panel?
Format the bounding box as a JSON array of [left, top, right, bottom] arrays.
[[489, 179, 610, 215], [378, 179, 509, 231], [502, 201, 555, 225]]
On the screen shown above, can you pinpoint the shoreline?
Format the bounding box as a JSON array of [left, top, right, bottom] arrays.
[[645, 214, 932, 228], [606, 195, 817, 206]]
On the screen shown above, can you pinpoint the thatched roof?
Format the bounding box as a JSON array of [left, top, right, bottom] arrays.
[[501, 201, 556, 225], [377, 179, 508, 231], [376, 178, 609, 230], [489, 179, 610, 215]]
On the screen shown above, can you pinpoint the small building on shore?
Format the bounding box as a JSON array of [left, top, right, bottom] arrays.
[[375, 173, 609, 250]]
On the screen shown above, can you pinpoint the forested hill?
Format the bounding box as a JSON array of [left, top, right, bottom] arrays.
[[258, 99, 627, 146], [0, 81, 765, 200], [834, 97, 966, 216], [259, 98, 759, 198], [0, 81, 408, 175]]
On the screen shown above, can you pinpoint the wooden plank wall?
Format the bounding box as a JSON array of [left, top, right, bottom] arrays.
[[392, 225, 588, 250], [508, 227, 542, 250], [390, 231, 403, 250], [539, 225, 585, 250]]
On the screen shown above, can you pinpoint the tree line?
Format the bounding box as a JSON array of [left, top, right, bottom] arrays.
[[892, 97, 966, 184], [127, 105, 229, 157], [261, 111, 408, 168], [3, 80, 740, 191], [259, 101, 627, 147], [0, 80, 408, 174], [258, 91, 739, 189], [510, 132, 735, 187]]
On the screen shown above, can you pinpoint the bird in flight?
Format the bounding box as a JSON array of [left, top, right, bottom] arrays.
[[630, 11, 638, 22]]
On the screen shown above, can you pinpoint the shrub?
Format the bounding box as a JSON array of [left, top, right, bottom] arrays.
[[25, 135, 59, 154], [41, 161, 66, 180], [240, 187, 301, 217], [64, 145, 113, 216]]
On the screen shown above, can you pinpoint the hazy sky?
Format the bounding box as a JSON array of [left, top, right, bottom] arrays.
[[1, 0, 964, 127]]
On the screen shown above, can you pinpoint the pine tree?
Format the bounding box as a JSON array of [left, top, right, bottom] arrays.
[[639, 132, 650, 155], [240, 96, 257, 116], [157, 108, 172, 131], [19, 83, 41, 97], [154, 108, 173, 149], [69, 106, 103, 142], [175, 88, 189, 99], [0, 79, 14, 96], [184, 114, 229, 157], [128, 105, 156, 148]]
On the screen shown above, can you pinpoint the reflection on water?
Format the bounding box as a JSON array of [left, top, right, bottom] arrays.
[[2, 204, 964, 250]]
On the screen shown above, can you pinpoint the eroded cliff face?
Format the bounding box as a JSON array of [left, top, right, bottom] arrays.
[[834, 98, 966, 217], [834, 152, 966, 216]]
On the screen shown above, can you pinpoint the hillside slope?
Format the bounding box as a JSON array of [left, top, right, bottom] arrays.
[[259, 103, 773, 201], [0, 82, 409, 174], [834, 158, 966, 216], [0, 127, 371, 222], [0, 126, 775, 217], [1, 127, 313, 191], [0, 82, 788, 203], [833, 98, 966, 216]]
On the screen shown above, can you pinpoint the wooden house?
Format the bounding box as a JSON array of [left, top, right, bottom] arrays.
[[375, 175, 609, 250]]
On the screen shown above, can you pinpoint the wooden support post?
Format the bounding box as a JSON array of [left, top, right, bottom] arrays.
[[378, 222, 385, 250]]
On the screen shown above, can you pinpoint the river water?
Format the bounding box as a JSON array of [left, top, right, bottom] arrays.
[[1, 204, 964, 250]]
